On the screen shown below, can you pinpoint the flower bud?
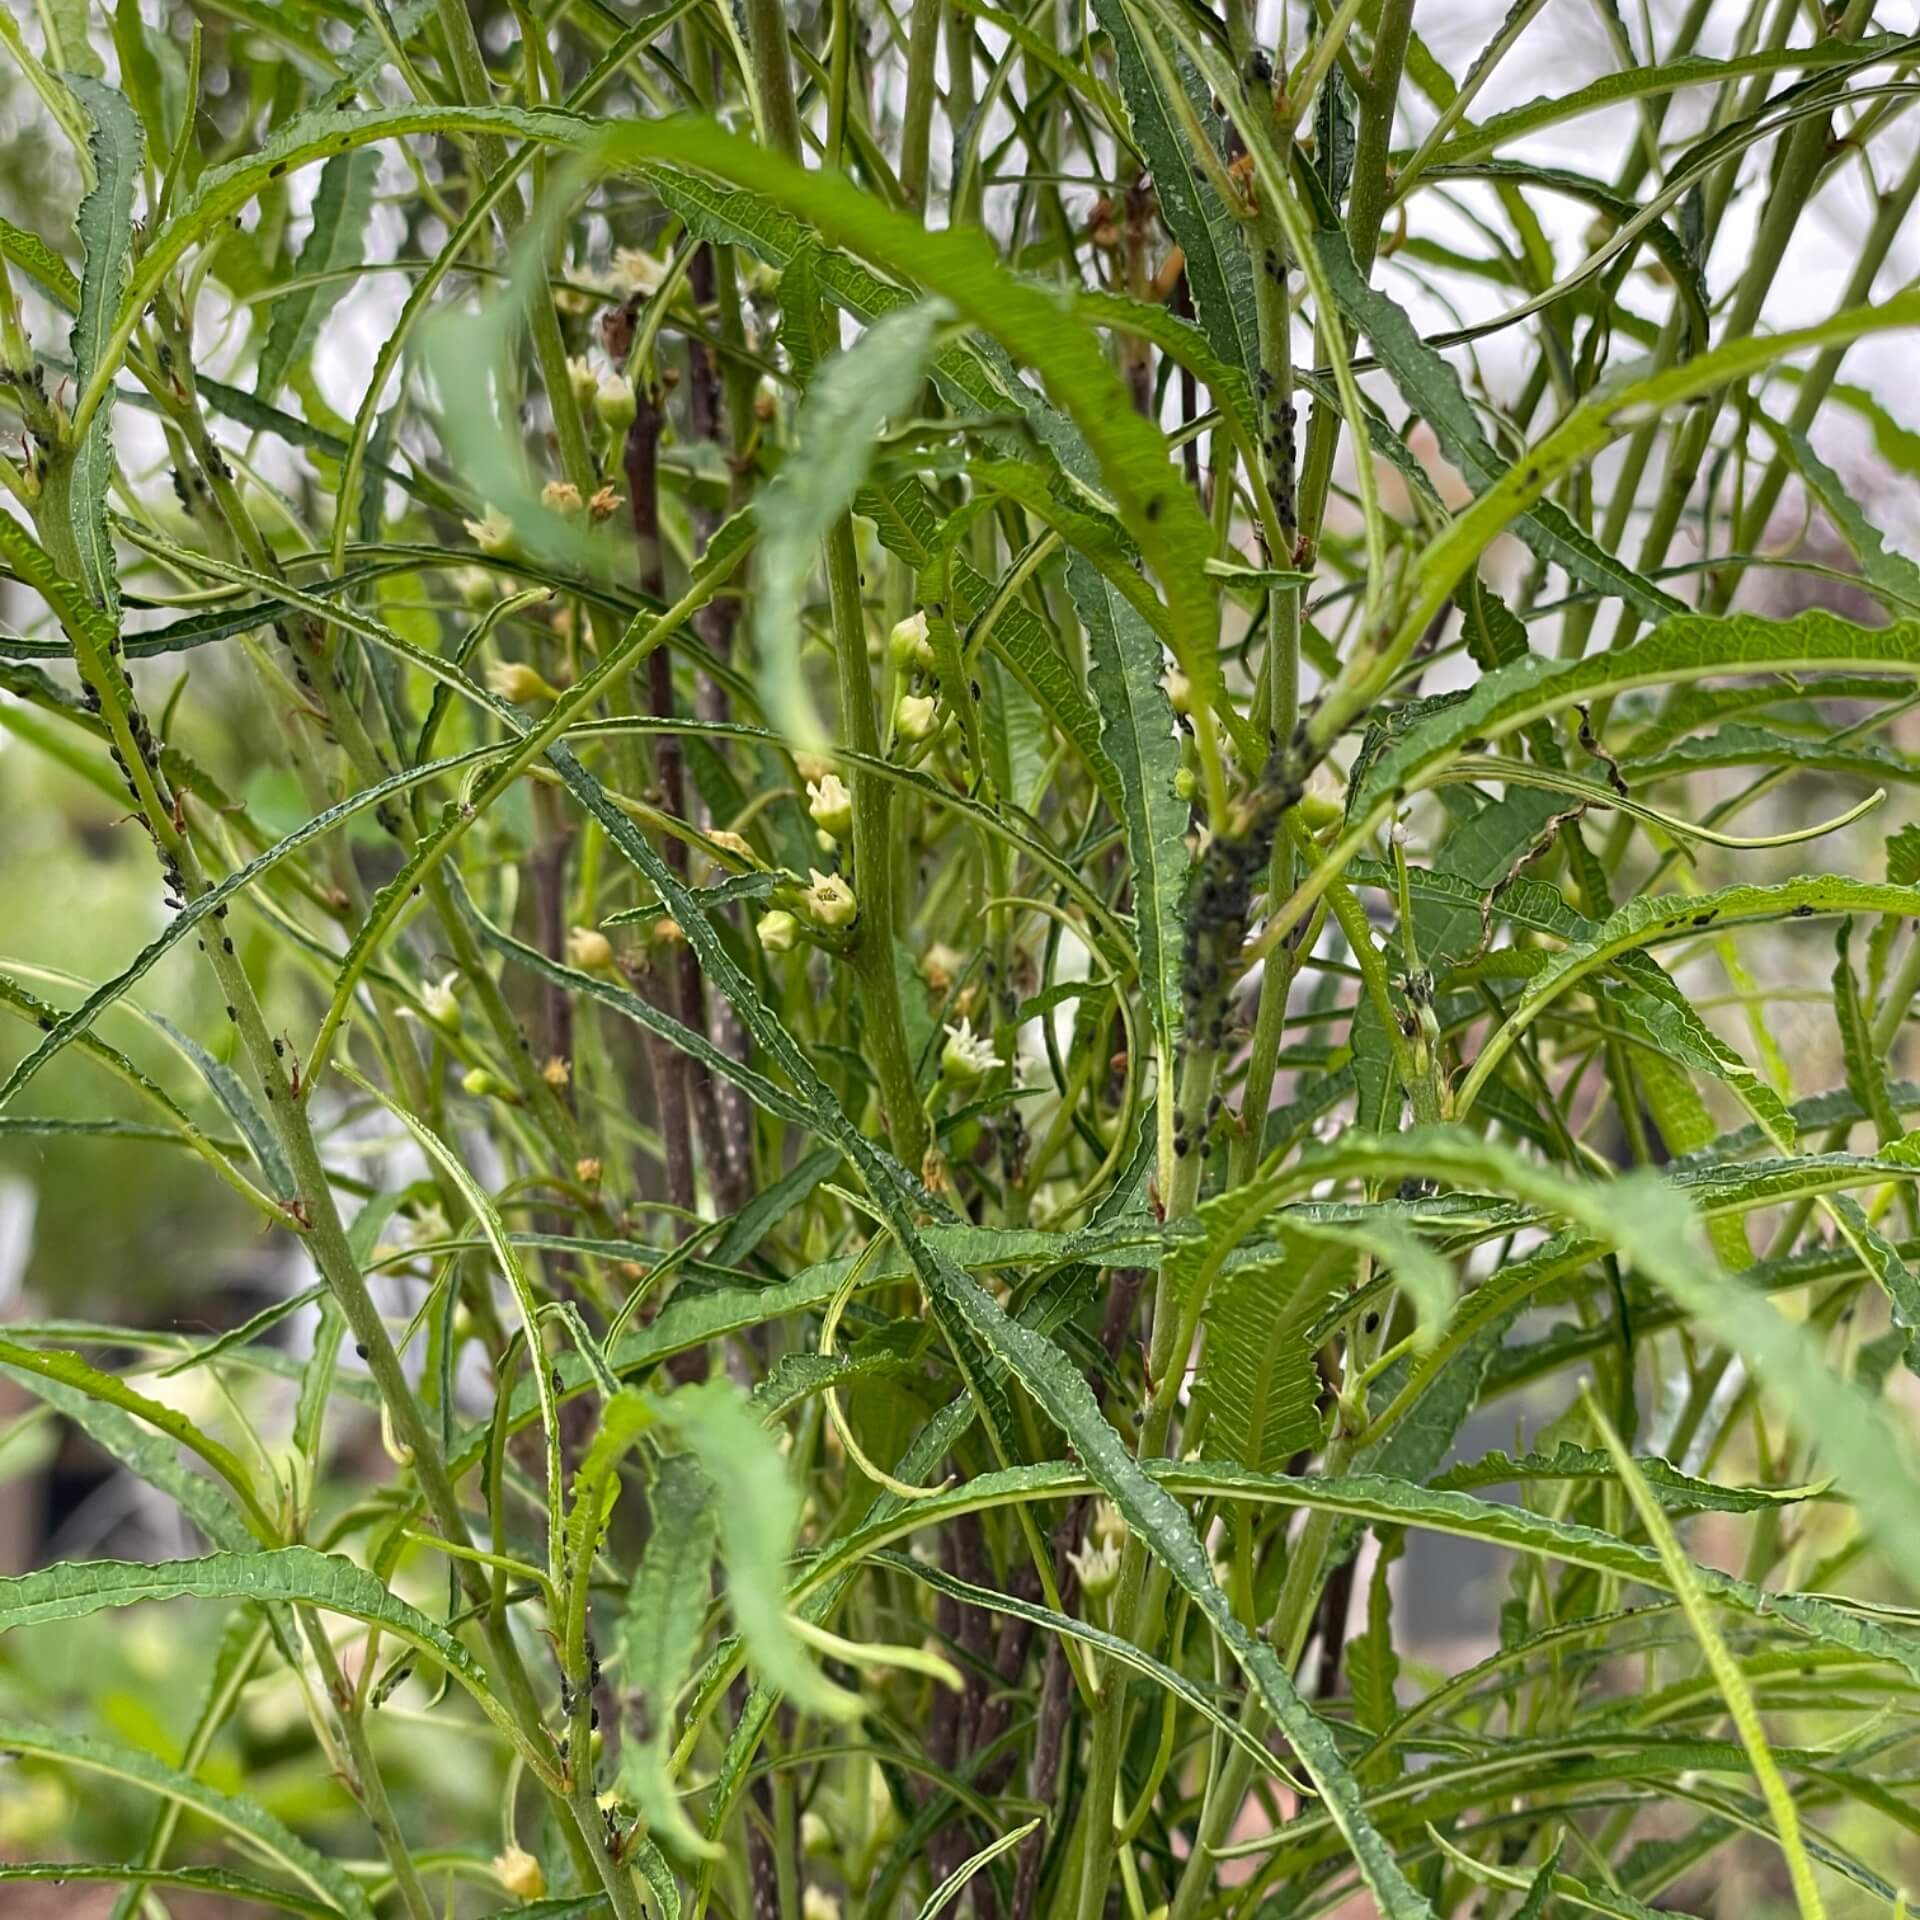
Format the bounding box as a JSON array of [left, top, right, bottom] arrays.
[[492, 1845, 545, 1901], [575, 1156, 602, 1185], [566, 356, 597, 408], [462, 1067, 520, 1104], [803, 1889, 841, 1920], [888, 609, 934, 670], [801, 1811, 834, 1859], [807, 772, 854, 841], [1297, 774, 1345, 832], [895, 692, 938, 742], [757, 909, 799, 954], [804, 869, 857, 931], [920, 943, 964, 994], [1173, 766, 1196, 801], [542, 1054, 571, 1089], [566, 926, 616, 973], [596, 373, 637, 432], [487, 660, 559, 705], [793, 750, 835, 785], [708, 828, 754, 861]]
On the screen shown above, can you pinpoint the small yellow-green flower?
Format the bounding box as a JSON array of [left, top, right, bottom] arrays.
[[487, 660, 560, 705], [807, 772, 854, 841], [492, 1845, 545, 1901], [804, 869, 857, 930], [463, 504, 515, 556]]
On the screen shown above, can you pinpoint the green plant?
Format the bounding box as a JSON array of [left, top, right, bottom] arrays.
[[1, 0, 1919, 1915]]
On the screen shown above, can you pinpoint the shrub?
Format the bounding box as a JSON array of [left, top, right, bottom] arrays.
[[1, 3, 1919, 1917]]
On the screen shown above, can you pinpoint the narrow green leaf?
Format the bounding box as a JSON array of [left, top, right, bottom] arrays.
[[336, 1066, 566, 1584], [1833, 919, 1902, 1144], [914, 1818, 1041, 1920], [0, 1864, 336, 1918], [1308, 225, 1684, 624], [754, 297, 947, 750], [1775, 424, 1920, 611], [65, 76, 144, 617], [44, 0, 105, 73], [0, 1720, 373, 1918], [617, 1452, 722, 1862], [0, 1339, 270, 1542], [1088, 0, 1255, 370], [1416, 33, 1920, 171], [1431, 1445, 1824, 1513], [1588, 1398, 1828, 1920], [1458, 876, 1920, 1115], [1076, 552, 1189, 1052], [0, 1548, 483, 1688], [255, 148, 379, 401], [660, 1379, 856, 1722]]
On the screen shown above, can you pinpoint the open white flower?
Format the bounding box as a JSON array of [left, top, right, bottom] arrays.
[[610, 246, 668, 296], [462, 504, 514, 556], [420, 970, 461, 1036], [1068, 1536, 1122, 1597], [940, 1016, 997, 1084]]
